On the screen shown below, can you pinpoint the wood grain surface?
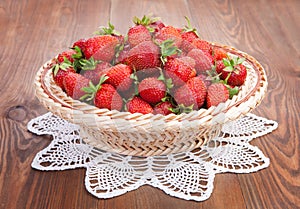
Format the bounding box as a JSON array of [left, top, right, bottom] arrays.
[[0, 0, 299, 208]]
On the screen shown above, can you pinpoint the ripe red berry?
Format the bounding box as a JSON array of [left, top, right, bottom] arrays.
[[63, 73, 90, 100], [126, 96, 153, 114], [206, 83, 229, 108], [187, 49, 213, 73], [83, 35, 120, 62], [122, 41, 161, 70], [164, 57, 196, 87], [138, 77, 166, 104], [153, 101, 174, 115], [94, 84, 123, 111], [127, 25, 152, 48], [174, 77, 207, 110]]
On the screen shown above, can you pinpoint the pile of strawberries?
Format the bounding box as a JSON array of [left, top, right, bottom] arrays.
[[52, 15, 247, 115]]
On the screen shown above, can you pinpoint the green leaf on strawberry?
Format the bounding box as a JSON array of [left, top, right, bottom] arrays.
[[225, 85, 239, 99], [79, 57, 100, 71], [94, 22, 121, 36], [183, 16, 199, 37], [80, 75, 109, 102], [71, 46, 83, 59], [171, 104, 194, 114], [159, 39, 181, 64], [133, 14, 160, 33], [52, 57, 72, 76]]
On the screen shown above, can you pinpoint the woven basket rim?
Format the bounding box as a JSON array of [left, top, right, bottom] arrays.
[[34, 42, 268, 133]]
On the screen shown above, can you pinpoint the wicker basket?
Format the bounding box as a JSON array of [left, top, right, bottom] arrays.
[[34, 43, 267, 156]]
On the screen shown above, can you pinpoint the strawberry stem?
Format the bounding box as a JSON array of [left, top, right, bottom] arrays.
[[80, 75, 109, 102], [79, 57, 100, 71], [183, 16, 199, 37], [94, 22, 121, 36], [159, 39, 181, 64]]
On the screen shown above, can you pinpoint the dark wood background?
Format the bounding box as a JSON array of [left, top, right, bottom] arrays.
[[0, 0, 299, 208]]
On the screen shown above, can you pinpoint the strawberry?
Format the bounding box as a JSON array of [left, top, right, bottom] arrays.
[[216, 60, 225, 73], [53, 67, 76, 90], [153, 101, 173, 115], [155, 26, 182, 48], [177, 56, 196, 69], [52, 57, 76, 90], [149, 20, 165, 33], [174, 77, 207, 110], [63, 72, 90, 100], [217, 57, 247, 86], [213, 47, 227, 61], [57, 50, 76, 63], [126, 96, 153, 114], [133, 14, 165, 33], [72, 39, 86, 53], [180, 16, 199, 52], [138, 77, 166, 104], [81, 76, 123, 111], [127, 25, 152, 48], [83, 35, 119, 62], [102, 64, 133, 92], [206, 83, 229, 108], [164, 57, 196, 87], [191, 38, 212, 54], [122, 41, 161, 70], [187, 49, 213, 73], [94, 84, 123, 111], [82, 61, 111, 84]]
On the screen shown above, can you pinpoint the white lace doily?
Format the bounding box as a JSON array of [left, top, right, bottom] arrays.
[[27, 113, 278, 201]]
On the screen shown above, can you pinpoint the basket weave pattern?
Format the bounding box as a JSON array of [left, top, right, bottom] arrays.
[[34, 43, 268, 156]]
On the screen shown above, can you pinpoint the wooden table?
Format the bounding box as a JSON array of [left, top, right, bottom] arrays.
[[1, 0, 299, 208]]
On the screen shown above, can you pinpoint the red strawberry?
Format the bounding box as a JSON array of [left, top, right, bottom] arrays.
[[138, 77, 166, 104], [102, 64, 133, 92], [204, 51, 214, 64], [63, 73, 90, 100], [153, 101, 173, 115], [127, 25, 152, 48], [53, 67, 76, 90], [191, 38, 212, 54], [72, 38, 86, 52], [94, 83, 123, 111], [213, 48, 227, 61], [174, 77, 207, 110], [216, 60, 225, 73], [83, 35, 119, 62], [155, 26, 182, 48], [187, 49, 213, 73], [122, 41, 161, 70], [181, 32, 198, 53], [181, 31, 198, 44], [217, 57, 247, 86], [149, 20, 165, 33], [57, 50, 76, 63], [206, 83, 229, 108], [177, 56, 196, 69], [126, 96, 153, 114], [82, 62, 111, 84], [164, 57, 196, 87], [180, 16, 199, 52]]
